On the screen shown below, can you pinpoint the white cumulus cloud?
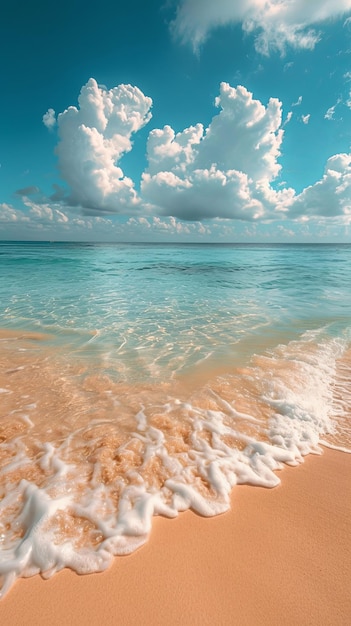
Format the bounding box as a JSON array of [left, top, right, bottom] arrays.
[[56, 78, 152, 213], [33, 78, 351, 231], [142, 82, 290, 221], [291, 153, 351, 220], [172, 0, 351, 54]]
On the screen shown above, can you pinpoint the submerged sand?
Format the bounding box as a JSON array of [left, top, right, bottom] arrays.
[[1, 447, 350, 626]]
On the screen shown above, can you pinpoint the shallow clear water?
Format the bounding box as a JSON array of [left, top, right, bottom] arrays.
[[0, 242, 350, 596], [1, 242, 351, 376]]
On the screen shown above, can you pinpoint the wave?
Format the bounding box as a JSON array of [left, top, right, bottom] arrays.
[[0, 327, 350, 598]]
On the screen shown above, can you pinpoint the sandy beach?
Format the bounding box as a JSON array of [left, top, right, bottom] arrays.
[[1, 447, 350, 626]]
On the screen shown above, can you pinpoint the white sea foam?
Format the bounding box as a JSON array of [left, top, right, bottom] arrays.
[[0, 329, 350, 598]]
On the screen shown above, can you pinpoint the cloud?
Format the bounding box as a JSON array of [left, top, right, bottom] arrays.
[[292, 95, 303, 107], [0, 203, 30, 224], [147, 84, 283, 182], [172, 0, 351, 54], [50, 183, 67, 201], [0, 198, 117, 239], [284, 62, 294, 72], [55, 78, 152, 213], [325, 105, 336, 120], [142, 167, 267, 221], [21, 77, 351, 235], [325, 97, 344, 119], [0, 201, 213, 242], [26, 200, 70, 225], [126, 215, 209, 238], [43, 108, 56, 130], [276, 225, 295, 237], [283, 111, 293, 126], [291, 154, 351, 220], [141, 81, 351, 224], [142, 82, 289, 221], [15, 186, 40, 196]]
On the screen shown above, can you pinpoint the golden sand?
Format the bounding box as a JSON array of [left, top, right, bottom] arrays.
[[1, 448, 350, 626]]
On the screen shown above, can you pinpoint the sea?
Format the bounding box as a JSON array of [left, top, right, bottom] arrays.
[[0, 241, 350, 596]]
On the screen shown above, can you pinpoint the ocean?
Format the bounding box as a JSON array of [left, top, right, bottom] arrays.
[[0, 241, 350, 596]]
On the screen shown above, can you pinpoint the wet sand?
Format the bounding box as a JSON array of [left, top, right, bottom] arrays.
[[1, 447, 350, 626]]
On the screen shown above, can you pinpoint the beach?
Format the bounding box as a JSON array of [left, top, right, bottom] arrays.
[[1, 242, 351, 623], [1, 447, 350, 625], [2, 0, 351, 618], [3, 0, 351, 616]]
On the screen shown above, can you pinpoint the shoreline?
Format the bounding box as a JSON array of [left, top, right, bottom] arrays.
[[1, 447, 350, 625]]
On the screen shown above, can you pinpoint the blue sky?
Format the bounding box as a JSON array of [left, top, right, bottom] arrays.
[[2, 0, 351, 242]]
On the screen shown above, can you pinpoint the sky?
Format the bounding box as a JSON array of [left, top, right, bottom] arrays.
[[2, 0, 351, 243]]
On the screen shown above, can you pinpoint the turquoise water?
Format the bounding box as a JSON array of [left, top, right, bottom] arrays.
[[1, 242, 351, 378], [0, 242, 350, 596]]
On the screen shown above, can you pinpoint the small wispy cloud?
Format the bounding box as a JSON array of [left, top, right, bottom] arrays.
[[172, 0, 351, 55], [301, 114, 310, 124], [325, 105, 336, 120], [325, 98, 342, 120], [283, 111, 293, 126], [292, 95, 302, 107]]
